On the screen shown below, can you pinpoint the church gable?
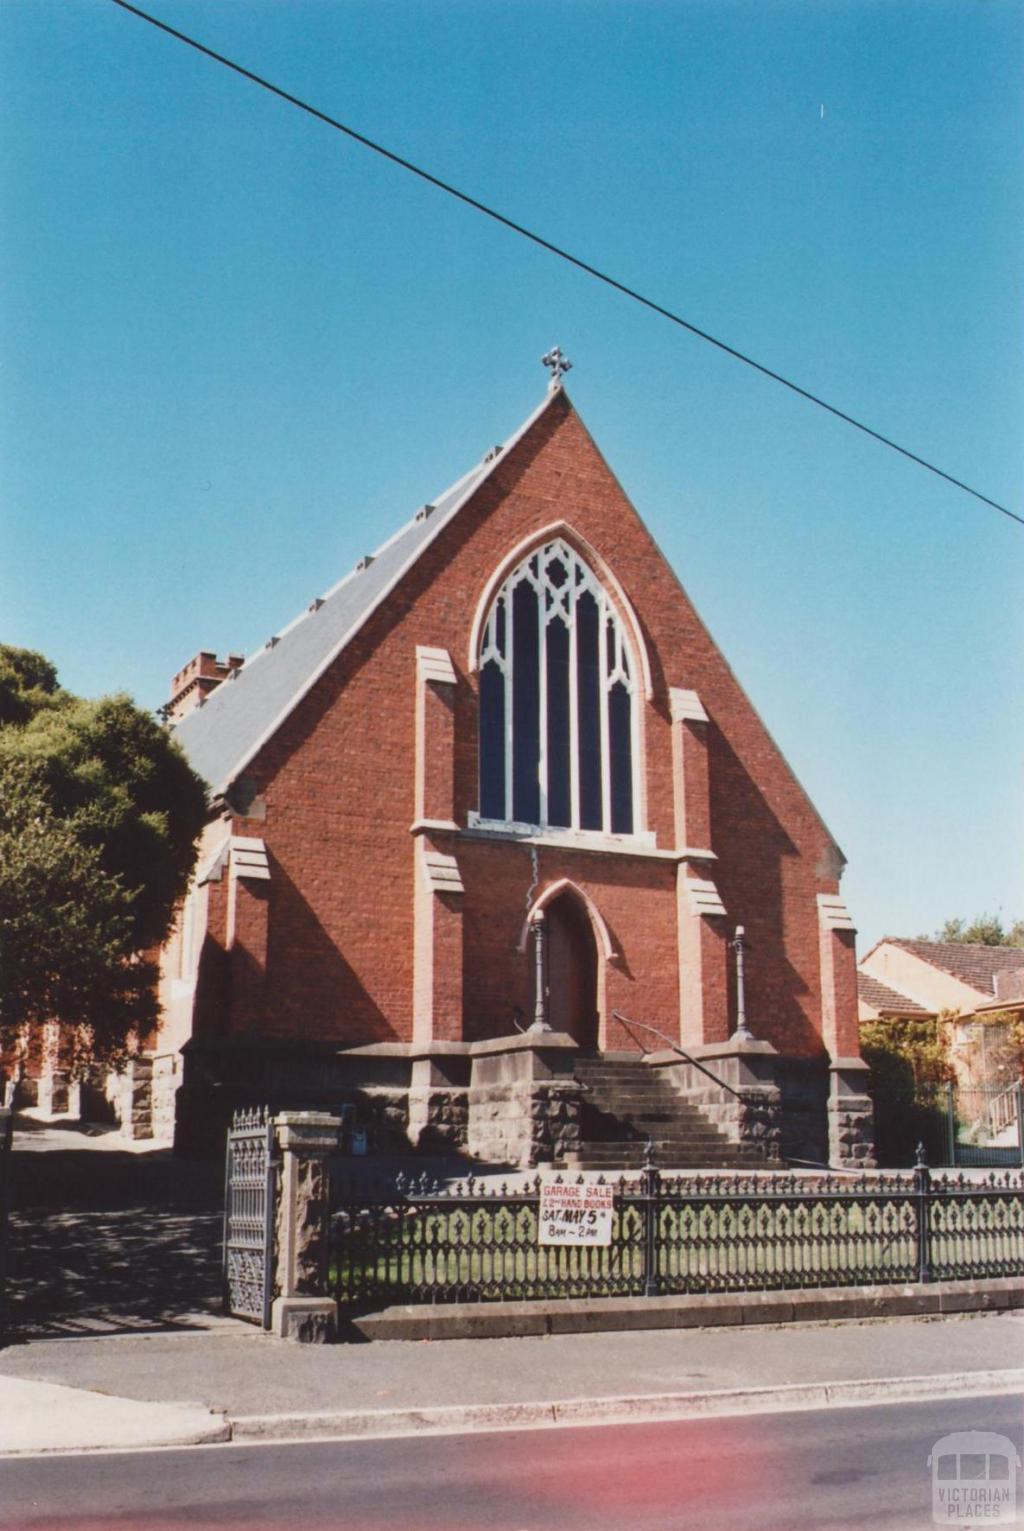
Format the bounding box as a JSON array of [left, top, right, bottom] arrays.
[[164, 369, 870, 1170], [172, 382, 841, 881]]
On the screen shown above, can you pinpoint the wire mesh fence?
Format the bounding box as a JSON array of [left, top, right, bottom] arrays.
[[946, 1083, 1024, 1170]]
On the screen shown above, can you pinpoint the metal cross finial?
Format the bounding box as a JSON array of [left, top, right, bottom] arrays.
[[541, 346, 572, 391], [730, 926, 755, 1043]]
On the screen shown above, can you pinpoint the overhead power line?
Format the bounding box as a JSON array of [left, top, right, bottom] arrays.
[[109, 0, 1021, 529]]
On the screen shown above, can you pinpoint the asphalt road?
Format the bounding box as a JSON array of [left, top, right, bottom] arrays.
[[3, 1395, 1021, 1531]]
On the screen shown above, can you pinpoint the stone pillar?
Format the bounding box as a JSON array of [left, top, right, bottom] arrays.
[[120, 1056, 154, 1141], [670, 688, 712, 849], [149, 1053, 181, 1143], [412, 839, 465, 1043], [411, 645, 465, 1045], [817, 892, 875, 1167], [227, 848, 271, 1035], [647, 1038, 783, 1163], [467, 1034, 582, 1167], [678, 872, 731, 1046], [271, 1111, 341, 1342], [36, 1070, 72, 1117], [817, 893, 860, 1058], [413, 646, 458, 829], [828, 1059, 876, 1169], [670, 688, 729, 1049], [407, 1046, 470, 1151], [37, 1020, 77, 1118]]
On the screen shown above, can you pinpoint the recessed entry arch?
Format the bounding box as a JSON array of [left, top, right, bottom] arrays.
[[518, 879, 615, 1053], [516, 878, 617, 961]]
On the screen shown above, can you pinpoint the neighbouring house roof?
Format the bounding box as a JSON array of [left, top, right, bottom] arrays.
[[857, 972, 931, 1017], [172, 390, 558, 797], [879, 939, 1024, 1000]]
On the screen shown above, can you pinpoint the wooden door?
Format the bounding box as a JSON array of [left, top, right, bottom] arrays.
[[544, 894, 598, 1050]]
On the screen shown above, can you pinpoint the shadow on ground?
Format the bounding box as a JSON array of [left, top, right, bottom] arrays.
[[1, 1125, 519, 1343], [4, 1144, 226, 1340]]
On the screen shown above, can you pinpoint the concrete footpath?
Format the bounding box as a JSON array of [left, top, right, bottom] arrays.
[[0, 1307, 1022, 1456]]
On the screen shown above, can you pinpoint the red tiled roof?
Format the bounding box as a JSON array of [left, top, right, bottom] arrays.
[[886, 939, 1024, 997], [857, 972, 931, 1016]]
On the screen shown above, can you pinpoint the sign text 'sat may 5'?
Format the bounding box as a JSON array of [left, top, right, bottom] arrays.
[[538, 1173, 615, 1247]]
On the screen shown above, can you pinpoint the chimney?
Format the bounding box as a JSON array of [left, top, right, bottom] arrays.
[[165, 651, 244, 724], [993, 968, 1024, 1004]]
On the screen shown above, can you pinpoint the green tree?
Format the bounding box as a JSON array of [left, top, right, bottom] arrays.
[[930, 914, 1024, 947], [0, 644, 60, 727], [860, 1013, 954, 1167], [0, 648, 208, 1062], [860, 1014, 953, 1091], [0, 767, 156, 1069]]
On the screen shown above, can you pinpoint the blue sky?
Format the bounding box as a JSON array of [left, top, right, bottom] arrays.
[[2, 0, 1021, 952]]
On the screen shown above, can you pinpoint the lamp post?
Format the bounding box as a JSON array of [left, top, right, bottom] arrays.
[[528, 909, 551, 1032], [730, 925, 755, 1042]]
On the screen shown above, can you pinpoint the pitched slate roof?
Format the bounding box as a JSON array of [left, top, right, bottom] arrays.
[[857, 972, 931, 1016], [884, 939, 1024, 998], [172, 391, 558, 797]]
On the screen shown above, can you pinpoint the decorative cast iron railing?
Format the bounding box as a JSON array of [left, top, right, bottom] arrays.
[[329, 1150, 1024, 1309], [222, 1107, 276, 1329]]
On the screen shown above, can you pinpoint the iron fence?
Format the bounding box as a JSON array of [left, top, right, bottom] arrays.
[[223, 1107, 276, 1329], [0, 1109, 11, 1345], [329, 1151, 1024, 1308]]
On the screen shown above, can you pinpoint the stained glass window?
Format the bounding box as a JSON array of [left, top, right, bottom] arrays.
[[478, 539, 637, 835]]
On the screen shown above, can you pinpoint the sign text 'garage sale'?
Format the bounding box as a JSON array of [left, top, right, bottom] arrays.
[[538, 1173, 614, 1247]]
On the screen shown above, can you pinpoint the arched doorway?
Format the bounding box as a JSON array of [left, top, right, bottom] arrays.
[[542, 893, 599, 1051]]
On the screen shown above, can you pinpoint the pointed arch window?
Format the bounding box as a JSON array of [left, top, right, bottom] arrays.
[[477, 538, 637, 835]]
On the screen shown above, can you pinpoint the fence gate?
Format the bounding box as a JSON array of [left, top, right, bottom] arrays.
[[223, 1107, 276, 1329], [0, 1109, 11, 1345], [946, 1083, 1024, 1169]]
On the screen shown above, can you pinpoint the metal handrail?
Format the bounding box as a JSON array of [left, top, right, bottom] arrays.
[[989, 1082, 1020, 1137], [610, 1010, 743, 1101]]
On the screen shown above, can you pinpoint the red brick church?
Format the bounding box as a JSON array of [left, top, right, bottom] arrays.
[[158, 355, 874, 1168]]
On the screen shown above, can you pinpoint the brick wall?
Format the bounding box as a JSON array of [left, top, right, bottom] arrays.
[[179, 393, 854, 1063]]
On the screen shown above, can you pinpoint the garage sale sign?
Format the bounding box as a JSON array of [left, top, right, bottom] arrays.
[[538, 1173, 615, 1247]]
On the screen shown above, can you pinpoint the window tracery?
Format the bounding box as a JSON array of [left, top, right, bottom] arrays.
[[477, 538, 637, 835]]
